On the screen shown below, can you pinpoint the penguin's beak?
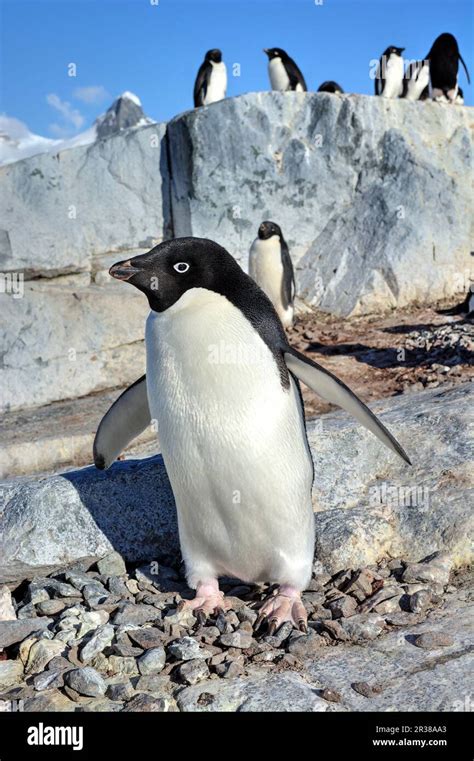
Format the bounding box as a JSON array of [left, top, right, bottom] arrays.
[[109, 259, 141, 281], [263, 49, 269, 55]]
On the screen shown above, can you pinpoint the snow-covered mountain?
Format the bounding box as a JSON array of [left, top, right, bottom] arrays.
[[0, 92, 154, 167]]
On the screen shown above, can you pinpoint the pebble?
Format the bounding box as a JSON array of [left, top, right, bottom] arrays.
[[0, 618, 53, 648], [106, 681, 135, 701], [215, 660, 245, 678], [402, 552, 452, 587], [0, 587, 16, 621], [340, 614, 386, 641], [113, 603, 158, 626], [287, 630, 324, 657], [108, 656, 139, 677], [108, 577, 133, 598], [137, 647, 166, 675], [79, 624, 114, 663], [134, 674, 169, 693], [25, 639, 65, 675], [65, 667, 106, 697], [122, 693, 169, 712], [178, 658, 210, 685], [327, 594, 358, 619], [236, 606, 258, 626], [409, 589, 432, 614], [413, 632, 454, 649], [127, 628, 165, 650], [320, 688, 342, 703], [168, 637, 211, 661], [262, 621, 294, 648], [0, 661, 24, 690], [33, 668, 66, 692], [320, 620, 350, 642], [341, 569, 375, 601], [35, 600, 67, 616], [97, 551, 127, 577], [352, 681, 383, 698], [218, 631, 254, 649]]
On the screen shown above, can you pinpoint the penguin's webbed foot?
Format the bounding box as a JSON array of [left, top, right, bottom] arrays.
[[178, 579, 231, 623], [255, 584, 307, 635]]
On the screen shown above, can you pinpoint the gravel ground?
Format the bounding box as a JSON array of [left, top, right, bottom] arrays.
[[0, 550, 468, 712]]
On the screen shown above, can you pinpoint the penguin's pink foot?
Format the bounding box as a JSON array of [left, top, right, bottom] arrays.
[[255, 585, 308, 635], [178, 580, 231, 624]]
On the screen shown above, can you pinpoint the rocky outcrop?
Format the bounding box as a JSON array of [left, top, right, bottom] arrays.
[[0, 122, 170, 279], [1, 383, 471, 584]]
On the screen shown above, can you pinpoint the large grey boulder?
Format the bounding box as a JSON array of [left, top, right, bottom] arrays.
[[167, 92, 472, 314], [0, 383, 471, 583], [0, 278, 148, 412], [0, 122, 170, 278]]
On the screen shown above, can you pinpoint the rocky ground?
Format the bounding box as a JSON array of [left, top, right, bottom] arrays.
[[288, 304, 473, 417], [0, 550, 471, 712]]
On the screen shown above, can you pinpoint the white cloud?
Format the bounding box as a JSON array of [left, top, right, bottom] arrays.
[[73, 85, 110, 104], [0, 114, 31, 140], [46, 93, 84, 131]]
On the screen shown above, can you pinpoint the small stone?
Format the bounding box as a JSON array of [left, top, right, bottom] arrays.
[[217, 660, 245, 678], [17, 603, 39, 619], [64, 570, 96, 591], [409, 590, 432, 614], [134, 673, 169, 693], [53, 582, 81, 599], [83, 583, 108, 605], [137, 647, 166, 675], [340, 614, 386, 641], [113, 603, 159, 626], [287, 630, 324, 657], [97, 551, 127, 577], [341, 569, 375, 601], [108, 577, 133, 598], [194, 626, 220, 645], [320, 620, 350, 642], [178, 658, 210, 685], [108, 655, 140, 677], [65, 667, 106, 697], [0, 661, 24, 690], [326, 594, 358, 619], [0, 618, 53, 648], [0, 587, 16, 620], [79, 624, 114, 663], [125, 579, 140, 595], [236, 606, 258, 626], [168, 637, 211, 661], [33, 669, 66, 692], [122, 693, 169, 712], [35, 600, 66, 616], [402, 552, 452, 587], [76, 610, 110, 638], [128, 628, 165, 650], [163, 607, 196, 627], [106, 681, 135, 701], [218, 631, 253, 649], [320, 688, 342, 703], [310, 604, 332, 621], [373, 597, 402, 615], [352, 681, 383, 698], [113, 643, 144, 658], [413, 632, 454, 649], [358, 585, 404, 614], [262, 621, 294, 648], [25, 639, 65, 675], [47, 655, 71, 671]]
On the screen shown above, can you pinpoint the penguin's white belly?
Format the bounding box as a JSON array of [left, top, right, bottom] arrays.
[[145, 289, 313, 589], [249, 237, 293, 327], [269, 59, 291, 91], [382, 56, 404, 98], [204, 62, 227, 104]]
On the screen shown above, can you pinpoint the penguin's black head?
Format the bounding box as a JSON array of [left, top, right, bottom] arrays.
[[317, 81, 344, 94], [263, 48, 287, 60], [429, 33, 459, 56], [385, 46, 405, 57], [205, 48, 222, 63], [109, 237, 242, 312], [258, 220, 283, 241]]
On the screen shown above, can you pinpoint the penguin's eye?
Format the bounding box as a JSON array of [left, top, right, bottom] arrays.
[[173, 262, 190, 273]]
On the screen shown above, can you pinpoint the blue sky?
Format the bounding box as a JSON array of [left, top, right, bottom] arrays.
[[1, 0, 472, 136]]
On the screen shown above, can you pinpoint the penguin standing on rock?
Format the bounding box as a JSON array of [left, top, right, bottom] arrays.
[[375, 46, 405, 98], [248, 221, 295, 328], [94, 237, 411, 633], [317, 81, 344, 94], [193, 49, 227, 107], [264, 48, 307, 92], [427, 33, 470, 103]]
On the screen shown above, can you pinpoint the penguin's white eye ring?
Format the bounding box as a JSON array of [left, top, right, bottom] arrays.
[[173, 262, 190, 273]]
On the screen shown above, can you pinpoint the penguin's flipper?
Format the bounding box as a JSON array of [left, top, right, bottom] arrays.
[[459, 52, 470, 84], [284, 349, 411, 465], [93, 375, 151, 470]]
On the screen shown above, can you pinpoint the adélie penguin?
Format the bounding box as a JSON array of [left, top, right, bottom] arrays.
[[264, 47, 307, 92], [248, 221, 295, 328], [375, 46, 405, 98], [194, 49, 227, 107], [94, 237, 411, 632], [317, 81, 344, 94], [427, 33, 470, 103]]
